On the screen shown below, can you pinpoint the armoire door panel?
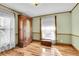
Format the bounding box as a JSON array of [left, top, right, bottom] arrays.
[[18, 15, 32, 48]]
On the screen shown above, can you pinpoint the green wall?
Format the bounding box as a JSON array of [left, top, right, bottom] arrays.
[[56, 13, 72, 34], [56, 13, 72, 44], [32, 4, 79, 51], [32, 12, 72, 44], [56, 4, 79, 51], [32, 17, 41, 40], [72, 4, 79, 50]]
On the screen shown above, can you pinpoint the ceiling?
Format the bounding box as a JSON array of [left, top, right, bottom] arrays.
[[1, 3, 76, 17]]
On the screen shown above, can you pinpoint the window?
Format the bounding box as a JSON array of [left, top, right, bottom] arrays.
[[0, 17, 4, 27], [41, 15, 56, 44], [0, 6, 15, 52]]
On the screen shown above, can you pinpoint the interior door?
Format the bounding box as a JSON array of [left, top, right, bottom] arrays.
[[24, 19, 32, 44]]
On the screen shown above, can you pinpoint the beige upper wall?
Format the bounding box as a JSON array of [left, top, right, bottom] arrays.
[[72, 4, 79, 35], [55, 12, 72, 44], [71, 4, 79, 50], [56, 12, 72, 34], [32, 17, 40, 32]]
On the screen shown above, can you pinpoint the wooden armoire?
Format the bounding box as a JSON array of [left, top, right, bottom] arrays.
[[18, 15, 32, 48]]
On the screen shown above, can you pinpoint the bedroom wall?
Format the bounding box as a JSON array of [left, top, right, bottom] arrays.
[[56, 12, 72, 44], [32, 12, 72, 45], [32, 17, 41, 40], [32, 4, 79, 51], [72, 4, 79, 50]]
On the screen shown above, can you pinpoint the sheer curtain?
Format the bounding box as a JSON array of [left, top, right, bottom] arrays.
[[41, 15, 56, 44], [0, 6, 15, 52]]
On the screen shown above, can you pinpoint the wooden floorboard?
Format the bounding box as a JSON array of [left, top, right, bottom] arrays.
[[0, 41, 79, 56]]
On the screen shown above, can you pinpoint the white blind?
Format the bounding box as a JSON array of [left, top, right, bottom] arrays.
[[41, 15, 56, 42], [0, 5, 15, 52]]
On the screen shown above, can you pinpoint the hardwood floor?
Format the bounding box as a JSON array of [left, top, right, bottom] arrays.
[[53, 45, 79, 56], [0, 41, 79, 56]]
